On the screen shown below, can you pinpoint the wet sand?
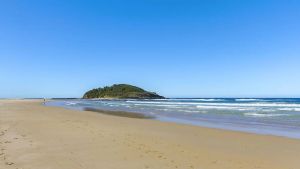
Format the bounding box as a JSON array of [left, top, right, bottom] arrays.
[[1, 99, 300, 169], [83, 107, 153, 119]]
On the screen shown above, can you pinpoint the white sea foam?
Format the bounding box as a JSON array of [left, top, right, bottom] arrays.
[[126, 100, 300, 108], [278, 108, 300, 112], [244, 112, 289, 117], [152, 98, 224, 102], [261, 109, 276, 112], [188, 99, 224, 101], [132, 103, 183, 108], [180, 110, 206, 113], [157, 108, 171, 111], [126, 101, 208, 105], [196, 105, 254, 111], [65, 102, 77, 106]]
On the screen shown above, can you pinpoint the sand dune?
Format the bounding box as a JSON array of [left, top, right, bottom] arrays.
[[1, 100, 300, 169]]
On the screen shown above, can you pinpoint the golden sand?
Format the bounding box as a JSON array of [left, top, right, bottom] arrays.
[[1, 100, 300, 169]]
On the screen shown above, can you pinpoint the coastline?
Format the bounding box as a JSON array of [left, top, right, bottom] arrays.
[[47, 98, 300, 139], [1, 99, 300, 169]]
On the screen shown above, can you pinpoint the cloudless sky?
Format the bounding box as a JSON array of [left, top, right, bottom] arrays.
[[0, 0, 299, 98]]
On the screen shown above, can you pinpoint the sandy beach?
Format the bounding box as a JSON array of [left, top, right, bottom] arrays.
[[1, 100, 300, 169]]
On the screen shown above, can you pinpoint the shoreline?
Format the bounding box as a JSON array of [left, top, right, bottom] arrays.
[[46, 99, 300, 140], [1, 99, 300, 169]]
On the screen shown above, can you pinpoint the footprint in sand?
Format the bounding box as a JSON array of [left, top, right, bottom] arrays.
[[5, 162, 14, 165]]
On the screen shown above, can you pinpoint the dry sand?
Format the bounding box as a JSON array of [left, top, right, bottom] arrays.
[[0, 99, 300, 169]]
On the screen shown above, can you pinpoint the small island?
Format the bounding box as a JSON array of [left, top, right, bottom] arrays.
[[83, 84, 165, 99]]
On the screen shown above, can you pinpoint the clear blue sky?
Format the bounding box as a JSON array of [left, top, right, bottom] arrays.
[[0, 0, 299, 98]]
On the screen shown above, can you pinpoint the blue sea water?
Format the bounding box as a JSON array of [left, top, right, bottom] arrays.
[[46, 98, 300, 139]]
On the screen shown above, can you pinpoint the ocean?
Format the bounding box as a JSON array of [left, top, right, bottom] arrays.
[[46, 98, 300, 139]]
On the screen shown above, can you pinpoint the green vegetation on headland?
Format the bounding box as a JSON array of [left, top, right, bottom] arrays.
[[83, 84, 165, 99]]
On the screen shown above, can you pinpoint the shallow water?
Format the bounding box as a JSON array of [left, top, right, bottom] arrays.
[[46, 98, 300, 139]]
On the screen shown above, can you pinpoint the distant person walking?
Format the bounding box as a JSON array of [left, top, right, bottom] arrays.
[[43, 98, 46, 104]]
